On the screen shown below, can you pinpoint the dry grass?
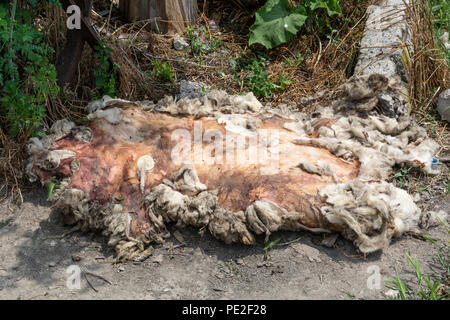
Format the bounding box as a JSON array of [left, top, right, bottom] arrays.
[[404, 0, 448, 113], [402, 0, 449, 163], [81, 0, 372, 112], [0, 129, 25, 204]]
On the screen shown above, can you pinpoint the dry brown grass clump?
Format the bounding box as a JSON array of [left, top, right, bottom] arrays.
[[402, 0, 449, 162], [404, 0, 448, 113], [0, 129, 25, 204]]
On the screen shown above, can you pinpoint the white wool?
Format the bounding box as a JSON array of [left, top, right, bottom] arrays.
[[398, 139, 440, 174], [283, 121, 307, 135], [38, 150, 76, 170], [88, 107, 131, 124], [230, 92, 263, 113], [173, 161, 207, 193], [86, 95, 131, 113], [137, 155, 155, 193], [216, 114, 260, 135], [298, 159, 338, 182], [319, 180, 421, 253], [50, 119, 75, 136]]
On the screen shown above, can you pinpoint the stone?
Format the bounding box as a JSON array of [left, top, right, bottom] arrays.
[[178, 80, 208, 99], [173, 35, 189, 51], [152, 254, 164, 264], [384, 289, 399, 299], [354, 0, 409, 80], [437, 89, 450, 123], [321, 233, 339, 248]]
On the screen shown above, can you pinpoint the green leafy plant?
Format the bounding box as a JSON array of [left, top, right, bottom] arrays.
[[152, 60, 174, 83], [249, 0, 342, 49], [264, 237, 281, 252], [284, 52, 305, 67], [93, 40, 118, 98], [185, 25, 222, 56], [0, 2, 59, 138], [429, 0, 449, 62], [264, 237, 281, 259], [231, 56, 292, 98], [392, 167, 412, 189]]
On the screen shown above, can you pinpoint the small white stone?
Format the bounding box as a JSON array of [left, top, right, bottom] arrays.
[[384, 289, 399, 299], [173, 35, 189, 51]]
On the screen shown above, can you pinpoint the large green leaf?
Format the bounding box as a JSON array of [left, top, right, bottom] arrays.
[[249, 0, 307, 49], [307, 0, 342, 16]]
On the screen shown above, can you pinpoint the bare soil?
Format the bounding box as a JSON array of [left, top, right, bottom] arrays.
[[0, 181, 448, 300]]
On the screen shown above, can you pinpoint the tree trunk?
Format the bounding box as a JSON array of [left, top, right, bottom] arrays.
[[119, 0, 197, 34], [56, 0, 112, 95]]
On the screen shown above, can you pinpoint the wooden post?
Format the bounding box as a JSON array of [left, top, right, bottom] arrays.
[[119, 0, 197, 34]]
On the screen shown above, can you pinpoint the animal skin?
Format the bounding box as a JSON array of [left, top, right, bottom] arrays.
[[27, 74, 436, 260]]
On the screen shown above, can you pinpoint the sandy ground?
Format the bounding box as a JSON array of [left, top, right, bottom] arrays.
[[0, 183, 448, 300]]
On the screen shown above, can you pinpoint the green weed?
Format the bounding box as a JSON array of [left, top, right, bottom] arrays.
[[152, 60, 174, 83]]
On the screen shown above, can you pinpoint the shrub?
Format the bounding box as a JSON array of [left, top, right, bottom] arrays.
[[94, 41, 119, 98], [0, 1, 59, 139]]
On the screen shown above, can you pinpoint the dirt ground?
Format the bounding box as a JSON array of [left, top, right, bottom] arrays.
[[0, 180, 448, 300]]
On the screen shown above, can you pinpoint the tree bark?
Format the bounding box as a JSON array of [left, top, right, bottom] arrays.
[[119, 0, 197, 34], [56, 0, 109, 94]]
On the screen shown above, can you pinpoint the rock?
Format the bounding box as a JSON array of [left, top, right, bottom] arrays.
[[321, 233, 339, 248], [236, 258, 244, 265], [377, 93, 398, 118], [173, 35, 189, 51], [384, 289, 399, 299], [48, 262, 56, 267], [437, 89, 450, 123], [152, 254, 164, 264], [178, 80, 208, 99], [354, 0, 409, 83], [118, 266, 125, 272], [71, 255, 82, 262], [49, 240, 57, 247]]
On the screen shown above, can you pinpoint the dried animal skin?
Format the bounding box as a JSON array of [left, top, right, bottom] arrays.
[[27, 74, 437, 260]]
